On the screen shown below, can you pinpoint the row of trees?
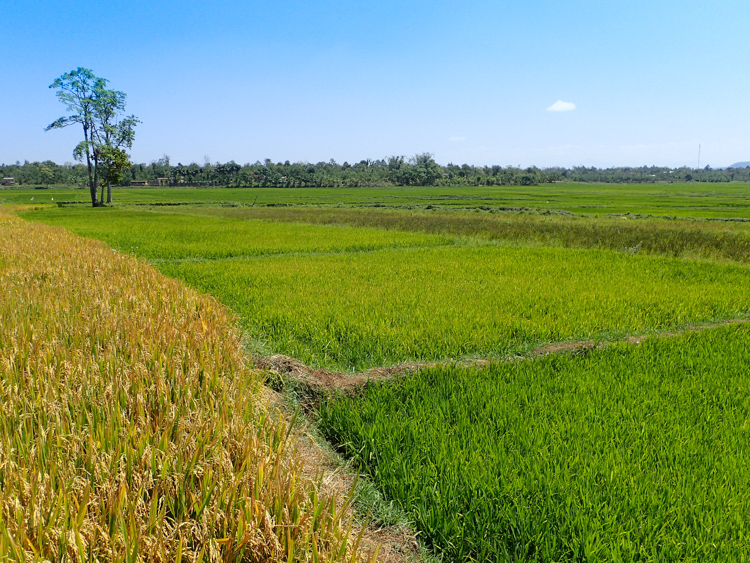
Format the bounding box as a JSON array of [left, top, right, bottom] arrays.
[[20, 68, 748, 205], [4, 159, 750, 189]]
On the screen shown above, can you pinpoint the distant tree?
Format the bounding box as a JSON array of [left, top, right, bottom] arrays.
[[92, 86, 139, 203], [98, 146, 132, 194], [46, 68, 101, 204], [40, 165, 54, 186]]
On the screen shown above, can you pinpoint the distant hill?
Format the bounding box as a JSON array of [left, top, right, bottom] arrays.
[[728, 161, 750, 168]]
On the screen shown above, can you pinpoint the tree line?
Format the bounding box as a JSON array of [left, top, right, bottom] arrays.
[[3, 158, 750, 189]]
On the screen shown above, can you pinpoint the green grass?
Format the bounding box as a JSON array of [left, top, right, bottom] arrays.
[[159, 244, 750, 371], [319, 324, 750, 561], [21, 207, 451, 260], [6, 181, 750, 218], [204, 206, 750, 264]]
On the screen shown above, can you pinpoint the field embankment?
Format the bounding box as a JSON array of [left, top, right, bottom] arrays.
[[0, 210, 377, 562]]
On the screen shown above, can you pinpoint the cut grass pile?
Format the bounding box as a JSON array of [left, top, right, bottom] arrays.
[[319, 324, 750, 561], [0, 210, 374, 562]]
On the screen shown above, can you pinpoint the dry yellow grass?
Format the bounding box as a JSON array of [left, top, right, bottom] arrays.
[[0, 209, 376, 562]]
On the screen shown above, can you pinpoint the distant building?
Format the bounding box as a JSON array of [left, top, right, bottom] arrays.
[[130, 180, 149, 186], [156, 177, 170, 186], [2, 178, 15, 186]]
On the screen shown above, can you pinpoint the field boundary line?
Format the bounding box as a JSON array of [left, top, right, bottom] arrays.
[[255, 317, 749, 404]]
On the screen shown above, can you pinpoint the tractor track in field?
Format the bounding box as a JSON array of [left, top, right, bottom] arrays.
[[255, 317, 749, 403]]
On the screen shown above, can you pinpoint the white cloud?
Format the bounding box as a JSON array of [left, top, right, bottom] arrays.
[[546, 100, 576, 112], [448, 136, 466, 141]]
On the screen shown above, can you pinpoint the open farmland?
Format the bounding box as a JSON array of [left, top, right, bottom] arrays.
[[160, 245, 750, 371], [24, 207, 450, 260], [22, 205, 750, 371], [208, 206, 750, 264], [6, 180, 750, 217], [14, 183, 750, 561]]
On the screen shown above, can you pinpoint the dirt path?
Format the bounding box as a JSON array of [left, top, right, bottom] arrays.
[[255, 317, 749, 401]]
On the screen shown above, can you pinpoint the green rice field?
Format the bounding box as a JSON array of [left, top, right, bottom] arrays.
[[320, 324, 750, 561], [21, 205, 750, 371], [14, 183, 750, 561], [6, 181, 750, 217]]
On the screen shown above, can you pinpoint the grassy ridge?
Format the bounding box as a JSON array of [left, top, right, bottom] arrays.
[[320, 325, 750, 561], [0, 211, 374, 562]]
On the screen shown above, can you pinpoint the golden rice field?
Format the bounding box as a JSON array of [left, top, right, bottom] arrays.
[[0, 209, 376, 562]]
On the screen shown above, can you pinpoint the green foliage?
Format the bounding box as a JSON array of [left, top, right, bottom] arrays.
[[46, 68, 138, 206], [98, 145, 132, 189], [8, 156, 750, 189], [319, 324, 750, 561]]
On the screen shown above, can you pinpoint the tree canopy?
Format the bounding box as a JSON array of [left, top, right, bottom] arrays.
[[46, 68, 138, 206]]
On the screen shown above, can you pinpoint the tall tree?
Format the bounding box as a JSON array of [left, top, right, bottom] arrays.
[[46, 68, 138, 206], [46, 68, 101, 206], [91, 86, 139, 203]]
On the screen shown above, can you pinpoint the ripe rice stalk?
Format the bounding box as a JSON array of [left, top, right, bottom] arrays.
[[0, 210, 375, 562]]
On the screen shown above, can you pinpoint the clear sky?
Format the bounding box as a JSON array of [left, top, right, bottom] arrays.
[[4, 0, 750, 168]]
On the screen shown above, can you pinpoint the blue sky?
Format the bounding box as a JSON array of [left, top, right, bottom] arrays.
[[4, 0, 750, 168]]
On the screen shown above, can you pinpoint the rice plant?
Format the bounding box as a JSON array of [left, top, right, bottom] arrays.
[[0, 210, 376, 562], [161, 244, 750, 371], [320, 324, 750, 561]]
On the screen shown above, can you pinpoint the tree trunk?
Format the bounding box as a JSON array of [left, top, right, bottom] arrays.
[[83, 125, 97, 207], [106, 182, 112, 204], [93, 153, 100, 207]]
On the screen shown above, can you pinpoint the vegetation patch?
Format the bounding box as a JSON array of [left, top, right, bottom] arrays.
[[208, 206, 750, 264], [319, 325, 750, 561], [21, 206, 451, 260], [159, 244, 750, 371], [6, 181, 750, 218]]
